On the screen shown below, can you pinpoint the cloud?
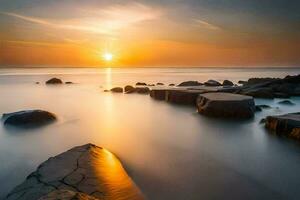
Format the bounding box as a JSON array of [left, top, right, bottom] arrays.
[[0, 3, 163, 36], [193, 19, 221, 30]]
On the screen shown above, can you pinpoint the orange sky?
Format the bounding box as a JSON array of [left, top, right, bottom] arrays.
[[0, 1, 299, 67]]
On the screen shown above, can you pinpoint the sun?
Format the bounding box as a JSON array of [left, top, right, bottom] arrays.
[[103, 53, 113, 61]]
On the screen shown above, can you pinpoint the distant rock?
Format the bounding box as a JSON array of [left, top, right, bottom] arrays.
[[197, 93, 255, 118], [35, 82, 40, 84], [238, 80, 247, 85], [46, 78, 63, 84], [264, 113, 300, 140], [135, 87, 150, 94], [136, 82, 147, 86], [177, 81, 202, 87], [222, 80, 234, 86], [110, 87, 123, 93], [156, 83, 164, 85], [169, 84, 175, 86], [124, 85, 135, 93], [2, 110, 56, 128], [147, 84, 155, 86], [278, 100, 295, 105], [103, 90, 109, 92], [65, 81, 73, 84], [5, 144, 143, 200], [204, 80, 222, 87]]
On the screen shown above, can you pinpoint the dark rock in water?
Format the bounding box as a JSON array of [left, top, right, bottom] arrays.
[[197, 93, 255, 118], [35, 82, 40, 84], [2, 110, 56, 128], [5, 144, 144, 200], [264, 113, 300, 140], [204, 80, 222, 87], [166, 90, 200, 105], [222, 80, 234, 86], [65, 81, 73, 84], [255, 106, 262, 112], [278, 100, 295, 105], [46, 78, 63, 84], [238, 80, 247, 85], [124, 85, 135, 93], [256, 104, 271, 109], [110, 87, 123, 93], [260, 118, 266, 124], [135, 87, 150, 94], [274, 93, 290, 98], [156, 83, 164, 85], [150, 89, 167, 100], [246, 77, 280, 86], [136, 82, 147, 86], [103, 89, 109, 92], [177, 81, 202, 87], [241, 87, 274, 99], [169, 84, 175, 86]]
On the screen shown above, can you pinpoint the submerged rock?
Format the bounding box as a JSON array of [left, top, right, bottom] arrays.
[[110, 87, 123, 93], [46, 78, 63, 84], [124, 85, 135, 93], [278, 100, 295, 105], [222, 80, 234, 86], [197, 93, 255, 118], [264, 113, 300, 140], [5, 144, 143, 200], [177, 81, 202, 87], [2, 110, 56, 128], [204, 80, 222, 87]]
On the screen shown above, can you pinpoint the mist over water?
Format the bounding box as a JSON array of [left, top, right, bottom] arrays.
[[1, 67, 300, 199]]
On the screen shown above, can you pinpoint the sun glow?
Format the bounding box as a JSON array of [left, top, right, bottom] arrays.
[[103, 53, 113, 61]]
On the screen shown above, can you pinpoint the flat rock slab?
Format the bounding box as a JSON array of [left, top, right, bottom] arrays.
[[2, 110, 56, 128], [6, 144, 144, 200], [265, 113, 300, 140], [197, 93, 255, 118]]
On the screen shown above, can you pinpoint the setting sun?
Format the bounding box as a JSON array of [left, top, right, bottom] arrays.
[[103, 53, 113, 62]]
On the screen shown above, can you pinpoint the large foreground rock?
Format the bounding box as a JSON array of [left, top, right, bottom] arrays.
[[264, 113, 300, 140], [6, 144, 143, 200], [197, 93, 255, 118], [2, 110, 56, 127]]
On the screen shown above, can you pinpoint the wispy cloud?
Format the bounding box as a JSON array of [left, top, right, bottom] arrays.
[[0, 3, 162, 36], [193, 19, 221, 30]]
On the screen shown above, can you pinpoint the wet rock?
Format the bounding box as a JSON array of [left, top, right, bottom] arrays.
[[255, 106, 262, 112], [260, 118, 266, 124], [204, 80, 222, 87], [5, 144, 143, 200], [264, 113, 300, 140], [241, 87, 274, 99], [222, 80, 234, 86], [169, 84, 175, 86], [46, 78, 63, 84], [135, 87, 150, 94], [124, 85, 135, 94], [166, 90, 201, 105], [278, 100, 295, 105], [156, 83, 164, 85], [136, 82, 147, 86], [197, 93, 255, 118], [177, 81, 202, 87], [110, 87, 123, 93], [2, 110, 56, 128]]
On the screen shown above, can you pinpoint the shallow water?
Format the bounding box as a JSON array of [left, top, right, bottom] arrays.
[[0, 67, 300, 199]]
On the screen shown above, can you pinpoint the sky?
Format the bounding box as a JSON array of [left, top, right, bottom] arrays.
[[0, 0, 299, 67]]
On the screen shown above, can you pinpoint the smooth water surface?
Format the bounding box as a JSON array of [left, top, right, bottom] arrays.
[[0, 67, 300, 200]]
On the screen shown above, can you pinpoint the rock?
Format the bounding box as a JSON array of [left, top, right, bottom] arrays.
[[124, 85, 135, 94], [5, 144, 143, 200], [150, 89, 167, 100], [156, 83, 164, 85], [256, 104, 271, 109], [241, 87, 274, 99], [278, 100, 295, 105], [35, 82, 40, 84], [238, 80, 247, 85], [135, 87, 150, 94], [255, 106, 262, 112], [110, 87, 123, 93], [103, 90, 109, 92], [46, 78, 63, 84], [197, 93, 255, 118], [136, 82, 147, 86], [260, 118, 266, 124], [222, 80, 234, 86], [245, 78, 280, 86], [177, 81, 202, 87], [274, 93, 290, 98], [65, 82, 73, 84], [2, 110, 56, 128], [264, 113, 300, 140], [166, 90, 200, 105], [204, 80, 222, 87], [169, 84, 175, 86]]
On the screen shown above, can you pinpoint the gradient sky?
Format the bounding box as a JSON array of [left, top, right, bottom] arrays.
[[0, 0, 299, 67]]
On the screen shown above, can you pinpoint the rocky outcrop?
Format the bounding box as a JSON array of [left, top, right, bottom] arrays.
[[177, 81, 202, 87], [6, 144, 143, 200], [204, 80, 222, 87], [2, 110, 56, 128], [264, 113, 300, 140], [110, 87, 123, 93], [197, 93, 255, 118], [46, 78, 63, 84], [222, 80, 234, 86]]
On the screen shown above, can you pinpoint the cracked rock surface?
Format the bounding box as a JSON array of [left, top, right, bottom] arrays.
[[6, 144, 144, 200]]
